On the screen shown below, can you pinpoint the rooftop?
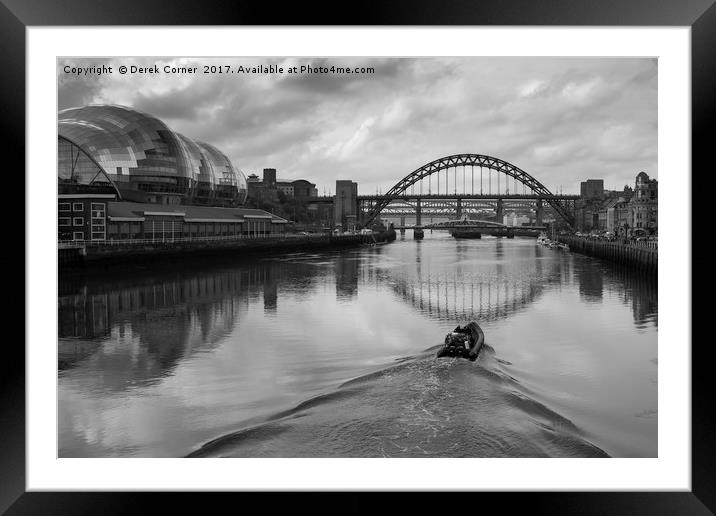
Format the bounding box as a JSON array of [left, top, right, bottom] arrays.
[[107, 201, 288, 223]]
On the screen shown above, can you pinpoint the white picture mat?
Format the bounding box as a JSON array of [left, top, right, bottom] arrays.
[[27, 26, 689, 491]]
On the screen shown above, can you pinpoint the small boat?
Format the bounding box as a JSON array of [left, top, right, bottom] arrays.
[[537, 233, 552, 246], [436, 321, 485, 361]]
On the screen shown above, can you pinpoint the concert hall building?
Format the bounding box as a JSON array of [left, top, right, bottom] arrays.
[[57, 105, 287, 242]]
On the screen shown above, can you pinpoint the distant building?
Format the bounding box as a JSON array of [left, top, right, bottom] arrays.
[[629, 171, 658, 235], [263, 168, 277, 188], [574, 200, 601, 232], [291, 179, 318, 200], [273, 179, 318, 201], [246, 168, 318, 208], [580, 179, 604, 200], [334, 180, 358, 231], [606, 197, 630, 234], [246, 173, 272, 202], [575, 179, 606, 231], [505, 212, 530, 227], [575, 173, 656, 235], [276, 181, 295, 197]]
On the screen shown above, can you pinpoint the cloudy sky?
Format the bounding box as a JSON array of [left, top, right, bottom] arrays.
[[58, 57, 657, 195]]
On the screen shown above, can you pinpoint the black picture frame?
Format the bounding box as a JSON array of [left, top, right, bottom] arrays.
[[7, 0, 707, 513]]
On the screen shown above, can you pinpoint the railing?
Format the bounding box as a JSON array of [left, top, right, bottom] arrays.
[[571, 236, 657, 250], [629, 239, 658, 250], [57, 242, 87, 249], [57, 232, 367, 248]]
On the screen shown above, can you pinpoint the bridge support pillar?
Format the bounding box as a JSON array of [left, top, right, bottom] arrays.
[[456, 198, 462, 219], [415, 198, 422, 227], [496, 199, 504, 224], [400, 216, 406, 234], [536, 199, 544, 226]]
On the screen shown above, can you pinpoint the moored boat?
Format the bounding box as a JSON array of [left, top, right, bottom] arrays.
[[436, 321, 485, 361], [450, 229, 482, 239]]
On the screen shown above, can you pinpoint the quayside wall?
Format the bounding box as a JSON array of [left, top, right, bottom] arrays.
[[59, 231, 396, 269], [558, 236, 657, 275]]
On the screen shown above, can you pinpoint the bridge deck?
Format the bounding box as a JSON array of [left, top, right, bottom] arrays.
[[395, 224, 547, 230], [358, 193, 579, 201]]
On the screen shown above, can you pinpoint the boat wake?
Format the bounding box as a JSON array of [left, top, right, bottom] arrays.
[[187, 344, 609, 458]]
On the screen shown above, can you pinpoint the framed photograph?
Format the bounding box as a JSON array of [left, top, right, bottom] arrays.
[[9, 0, 707, 513]]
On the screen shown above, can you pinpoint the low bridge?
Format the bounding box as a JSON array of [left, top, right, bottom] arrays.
[[395, 218, 546, 239]]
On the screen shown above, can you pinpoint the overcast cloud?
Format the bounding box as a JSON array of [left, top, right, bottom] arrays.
[[58, 57, 657, 195]]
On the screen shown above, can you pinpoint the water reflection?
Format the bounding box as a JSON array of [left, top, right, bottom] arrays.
[[335, 254, 359, 300], [58, 237, 657, 457], [576, 263, 604, 302], [263, 267, 278, 313], [58, 271, 250, 393], [59, 243, 656, 380], [389, 239, 561, 323], [602, 266, 658, 329]]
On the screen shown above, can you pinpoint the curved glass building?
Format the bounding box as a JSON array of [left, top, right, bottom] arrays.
[[58, 105, 247, 206], [195, 140, 248, 206]]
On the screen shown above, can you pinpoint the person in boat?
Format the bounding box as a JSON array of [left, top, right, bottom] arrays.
[[437, 324, 481, 361], [443, 329, 471, 357]]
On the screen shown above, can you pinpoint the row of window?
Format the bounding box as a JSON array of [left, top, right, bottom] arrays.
[[59, 202, 106, 213], [59, 218, 110, 228], [105, 223, 280, 238], [59, 217, 86, 227], [62, 232, 105, 241]]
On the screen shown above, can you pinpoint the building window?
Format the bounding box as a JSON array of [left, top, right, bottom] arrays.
[[59, 203, 71, 212], [73, 217, 84, 226], [73, 232, 84, 241], [91, 203, 106, 218], [73, 202, 84, 212], [59, 217, 71, 227]]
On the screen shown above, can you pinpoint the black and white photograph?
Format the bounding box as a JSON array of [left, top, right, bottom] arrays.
[[56, 55, 659, 460]]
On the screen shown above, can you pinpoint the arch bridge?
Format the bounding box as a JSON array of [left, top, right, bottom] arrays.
[[360, 154, 576, 228]]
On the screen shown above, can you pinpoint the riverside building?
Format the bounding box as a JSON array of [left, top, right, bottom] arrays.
[[57, 104, 287, 242]]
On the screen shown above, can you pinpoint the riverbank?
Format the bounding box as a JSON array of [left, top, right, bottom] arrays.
[[558, 235, 657, 275], [59, 230, 397, 270]]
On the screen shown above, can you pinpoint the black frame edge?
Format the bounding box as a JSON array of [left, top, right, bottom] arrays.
[[10, 0, 711, 513]]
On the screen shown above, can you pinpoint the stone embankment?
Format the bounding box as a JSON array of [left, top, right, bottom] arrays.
[[59, 230, 397, 269], [558, 235, 657, 275]]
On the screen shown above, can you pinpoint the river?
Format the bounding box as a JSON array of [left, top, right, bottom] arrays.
[[58, 233, 657, 458]]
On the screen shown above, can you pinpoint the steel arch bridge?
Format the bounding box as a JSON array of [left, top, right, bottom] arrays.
[[362, 154, 575, 227]]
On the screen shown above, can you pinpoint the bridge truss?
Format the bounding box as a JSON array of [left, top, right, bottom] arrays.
[[361, 154, 577, 227], [363, 197, 572, 221]]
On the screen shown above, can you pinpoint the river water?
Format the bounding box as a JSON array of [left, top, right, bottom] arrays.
[[58, 233, 657, 458]]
